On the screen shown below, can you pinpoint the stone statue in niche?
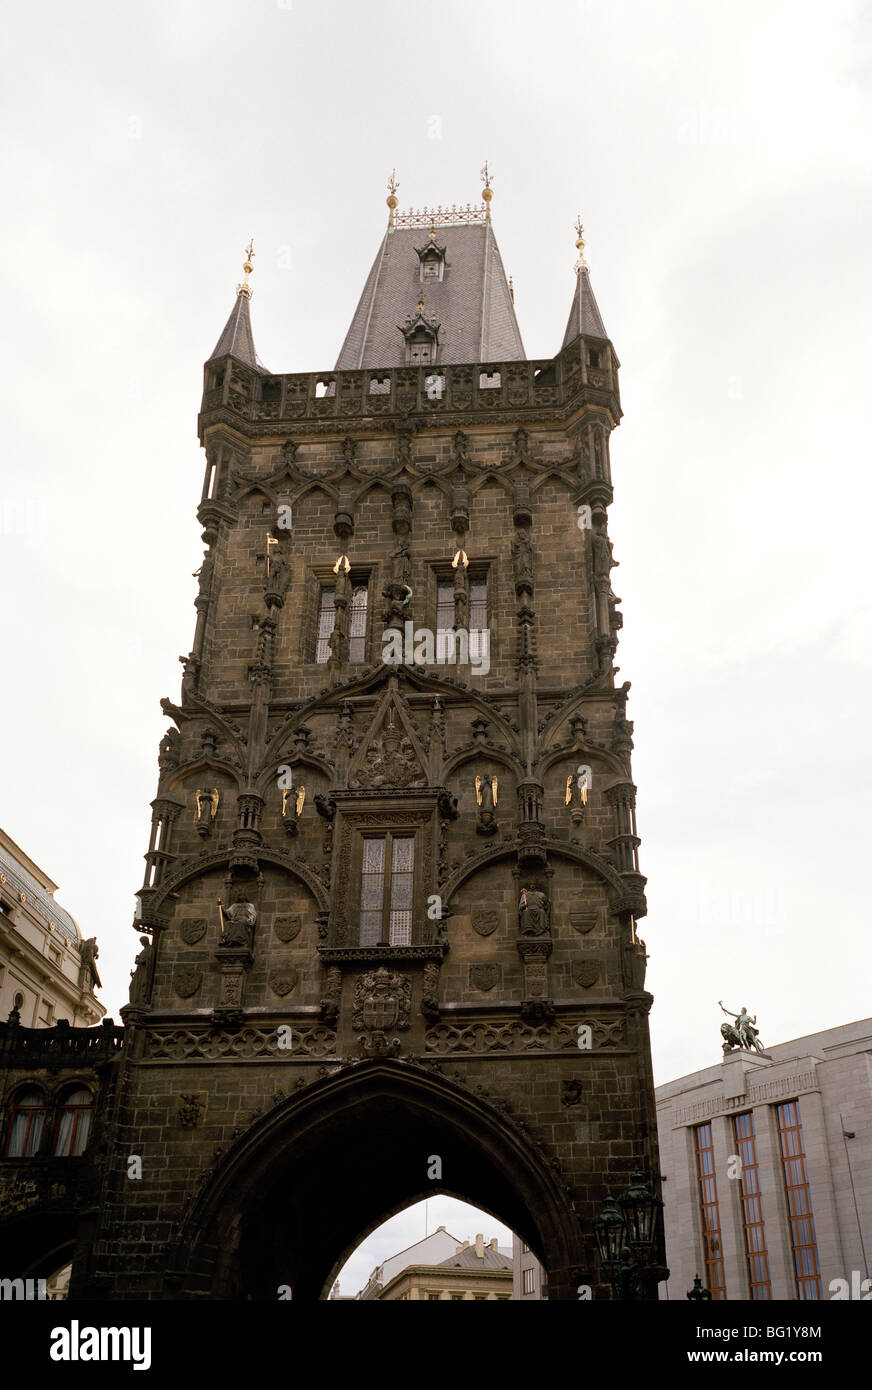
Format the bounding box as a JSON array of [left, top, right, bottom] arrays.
[[518, 887, 550, 936], [129, 936, 154, 1005], [392, 536, 411, 586], [194, 549, 215, 598], [453, 563, 468, 629], [592, 526, 619, 586], [474, 774, 499, 836], [218, 888, 258, 949], [195, 788, 219, 837], [282, 784, 305, 835], [512, 528, 533, 588]]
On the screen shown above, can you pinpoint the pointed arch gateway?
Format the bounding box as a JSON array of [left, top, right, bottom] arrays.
[[170, 1060, 580, 1301]]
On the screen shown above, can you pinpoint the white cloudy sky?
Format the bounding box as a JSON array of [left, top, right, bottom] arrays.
[[1, 0, 870, 1285]]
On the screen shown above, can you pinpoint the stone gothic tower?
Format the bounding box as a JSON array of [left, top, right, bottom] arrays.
[[80, 189, 662, 1299]]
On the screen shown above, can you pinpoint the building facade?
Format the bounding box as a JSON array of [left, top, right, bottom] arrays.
[[0, 827, 104, 1030], [354, 1230, 512, 1300], [512, 1232, 548, 1299], [0, 177, 663, 1300], [656, 1018, 872, 1301]]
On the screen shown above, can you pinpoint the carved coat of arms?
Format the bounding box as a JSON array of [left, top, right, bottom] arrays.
[[352, 968, 411, 1032], [274, 914, 302, 943], [570, 912, 598, 935], [470, 964, 499, 992], [472, 909, 500, 937], [180, 918, 207, 945], [173, 967, 202, 999], [572, 960, 601, 989], [269, 968, 299, 998]]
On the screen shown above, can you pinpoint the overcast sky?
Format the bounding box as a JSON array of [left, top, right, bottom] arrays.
[[1, 0, 870, 1284]]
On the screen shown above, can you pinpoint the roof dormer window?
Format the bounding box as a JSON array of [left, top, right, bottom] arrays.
[[398, 300, 441, 367], [416, 240, 446, 284]]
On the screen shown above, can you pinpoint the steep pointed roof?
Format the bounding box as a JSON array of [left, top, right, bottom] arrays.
[[208, 290, 259, 369], [562, 266, 608, 346], [336, 221, 525, 369]]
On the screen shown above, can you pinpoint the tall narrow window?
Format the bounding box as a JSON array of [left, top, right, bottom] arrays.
[[315, 587, 336, 664], [53, 1088, 94, 1157], [436, 581, 454, 661], [5, 1089, 46, 1157], [693, 1122, 726, 1298], [348, 583, 369, 664], [358, 834, 415, 945], [776, 1101, 822, 1300], [469, 577, 488, 664], [732, 1112, 772, 1299]]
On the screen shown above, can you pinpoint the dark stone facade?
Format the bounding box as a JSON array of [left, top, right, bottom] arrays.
[[0, 253, 664, 1300]]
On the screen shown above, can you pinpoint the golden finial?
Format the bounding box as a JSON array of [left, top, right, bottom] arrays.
[[481, 161, 493, 221], [574, 215, 588, 272], [387, 169, 400, 228], [509, 274, 514, 303], [417, 293, 425, 315], [429, 219, 436, 241], [237, 238, 255, 298]]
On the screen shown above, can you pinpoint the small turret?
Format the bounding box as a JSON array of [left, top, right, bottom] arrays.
[[207, 240, 260, 369]]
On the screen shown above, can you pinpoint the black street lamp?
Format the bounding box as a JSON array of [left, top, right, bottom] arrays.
[[594, 1172, 666, 1301], [687, 1274, 712, 1302]]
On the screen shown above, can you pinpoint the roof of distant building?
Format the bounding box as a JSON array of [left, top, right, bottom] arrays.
[[0, 829, 81, 944], [438, 1241, 513, 1271]]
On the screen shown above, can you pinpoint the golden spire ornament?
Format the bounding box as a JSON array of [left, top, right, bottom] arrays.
[[481, 161, 493, 221], [574, 216, 588, 272], [387, 169, 400, 228], [237, 238, 255, 298]]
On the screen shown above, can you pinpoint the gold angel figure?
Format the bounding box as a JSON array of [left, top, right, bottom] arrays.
[[565, 769, 590, 806], [475, 774, 498, 808], [195, 788, 219, 822], [282, 785, 306, 818]]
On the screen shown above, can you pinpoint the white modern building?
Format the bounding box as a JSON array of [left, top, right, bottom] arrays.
[[656, 1018, 872, 1300]]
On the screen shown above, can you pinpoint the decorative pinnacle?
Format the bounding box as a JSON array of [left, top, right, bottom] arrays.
[[237, 239, 255, 298], [574, 215, 588, 272], [481, 161, 493, 220], [387, 169, 400, 227], [417, 292, 425, 314]]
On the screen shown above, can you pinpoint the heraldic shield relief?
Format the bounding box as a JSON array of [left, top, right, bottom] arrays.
[[351, 967, 412, 1033]]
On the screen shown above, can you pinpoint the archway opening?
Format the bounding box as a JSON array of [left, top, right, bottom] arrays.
[[328, 1195, 546, 1301], [187, 1062, 574, 1300]]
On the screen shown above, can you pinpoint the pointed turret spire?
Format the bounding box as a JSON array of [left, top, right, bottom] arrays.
[[207, 240, 260, 369], [562, 217, 607, 347]]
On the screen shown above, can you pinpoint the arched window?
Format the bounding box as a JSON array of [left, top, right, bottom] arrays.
[[53, 1088, 94, 1156], [6, 1088, 46, 1157]]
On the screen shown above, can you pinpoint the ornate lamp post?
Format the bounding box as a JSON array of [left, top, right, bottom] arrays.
[[594, 1172, 666, 1300], [687, 1274, 712, 1301]]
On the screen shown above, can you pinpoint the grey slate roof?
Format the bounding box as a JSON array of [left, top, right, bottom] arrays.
[[0, 844, 80, 943], [208, 291, 259, 369], [437, 1245, 513, 1270], [336, 223, 525, 370], [562, 266, 608, 346]]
